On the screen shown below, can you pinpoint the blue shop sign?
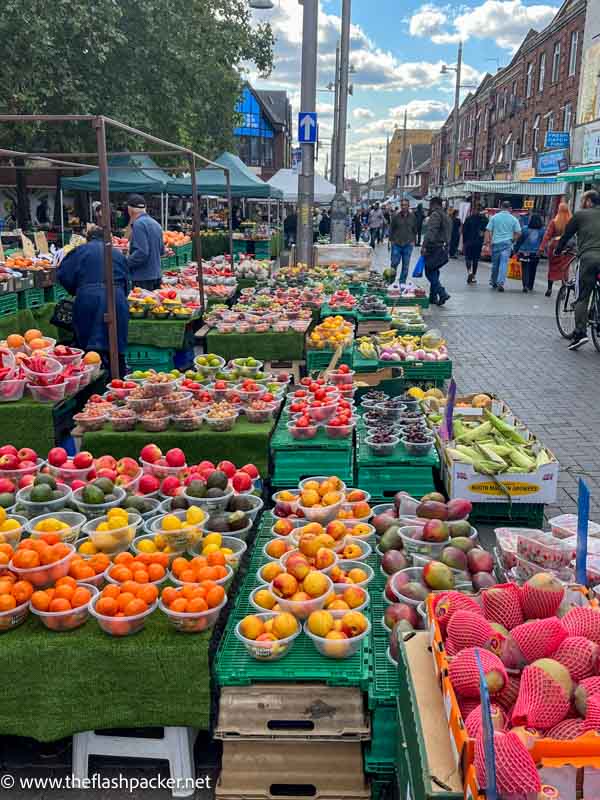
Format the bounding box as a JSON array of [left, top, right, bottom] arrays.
[[537, 148, 569, 176]]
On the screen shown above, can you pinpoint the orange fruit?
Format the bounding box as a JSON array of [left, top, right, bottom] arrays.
[[6, 334, 24, 349], [31, 590, 50, 611], [138, 584, 158, 605], [114, 551, 134, 565], [56, 576, 77, 589], [206, 584, 225, 608], [117, 592, 136, 612], [49, 597, 71, 612], [83, 351, 101, 365], [13, 549, 39, 569], [179, 568, 197, 584], [54, 584, 74, 602], [96, 596, 118, 616], [132, 569, 149, 584], [24, 329, 42, 343], [29, 338, 49, 350], [187, 596, 208, 613], [170, 598, 188, 613], [123, 598, 147, 616], [70, 561, 95, 580], [147, 563, 165, 582], [0, 594, 17, 611], [101, 584, 121, 600], [171, 557, 188, 577], [181, 584, 200, 599], [161, 586, 178, 607], [207, 551, 226, 567], [111, 565, 133, 583], [12, 580, 33, 604], [71, 587, 92, 608]]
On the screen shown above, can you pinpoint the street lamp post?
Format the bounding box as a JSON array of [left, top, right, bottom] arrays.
[[441, 41, 462, 187], [330, 0, 351, 244]]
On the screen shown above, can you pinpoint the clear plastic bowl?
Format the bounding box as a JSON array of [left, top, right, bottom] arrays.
[[138, 415, 170, 433], [146, 511, 205, 551], [231, 358, 263, 377], [235, 494, 264, 523], [125, 396, 155, 413], [162, 392, 193, 414], [31, 585, 98, 631], [109, 412, 137, 432], [269, 574, 333, 620], [27, 511, 86, 545], [398, 525, 449, 559], [187, 535, 248, 568], [194, 355, 226, 375], [272, 489, 301, 515], [0, 377, 27, 402], [235, 611, 301, 661], [90, 594, 157, 637], [280, 548, 338, 575], [245, 404, 277, 424], [16, 484, 72, 518], [52, 346, 84, 366], [332, 559, 374, 588], [296, 500, 343, 525], [21, 356, 62, 382], [374, 401, 406, 420], [204, 517, 254, 542], [303, 610, 370, 660], [47, 462, 93, 484], [182, 487, 233, 514], [328, 369, 355, 386], [371, 503, 396, 518], [143, 379, 180, 397], [400, 437, 434, 457], [159, 594, 227, 633], [140, 458, 187, 480], [204, 412, 239, 432], [516, 529, 573, 569], [82, 511, 142, 554], [287, 419, 320, 440], [390, 567, 428, 606], [75, 534, 118, 560], [0, 457, 43, 483], [338, 522, 377, 544], [328, 586, 370, 613], [324, 419, 356, 439], [514, 553, 573, 582], [169, 563, 233, 589], [105, 560, 168, 587], [9, 542, 75, 588], [0, 598, 30, 632], [365, 435, 399, 457], [307, 400, 340, 423], [249, 586, 278, 611], [548, 514, 600, 540], [124, 497, 162, 522], [130, 532, 177, 562], [237, 386, 267, 403], [334, 536, 372, 561], [256, 560, 286, 585], [0, 514, 27, 548], [269, 518, 306, 539], [28, 381, 68, 404], [171, 413, 203, 431], [262, 539, 294, 564], [71, 486, 126, 520], [73, 413, 108, 432]]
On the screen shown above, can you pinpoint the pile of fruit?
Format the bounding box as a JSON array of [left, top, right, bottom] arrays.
[[287, 379, 356, 440], [127, 286, 197, 319], [328, 290, 357, 311], [233, 258, 271, 282], [356, 330, 449, 363], [307, 316, 354, 351], [357, 295, 388, 317]]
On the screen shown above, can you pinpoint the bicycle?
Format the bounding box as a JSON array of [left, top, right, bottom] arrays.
[[555, 257, 600, 352]]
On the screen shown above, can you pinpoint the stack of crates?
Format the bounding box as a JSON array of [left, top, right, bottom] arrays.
[[18, 287, 45, 310], [306, 347, 353, 373], [174, 242, 193, 266], [253, 239, 271, 260], [44, 284, 70, 303], [270, 410, 354, 489], [125, 345, 176, 373], [0, 293, 18, 317], [233, 239, 248, 258], [214, 515, 371, 800]]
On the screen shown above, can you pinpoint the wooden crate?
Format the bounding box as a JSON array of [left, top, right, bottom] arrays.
[[216, 684, 370, 741], [264, 360, 304, 385], [356, 318, 392, 336]]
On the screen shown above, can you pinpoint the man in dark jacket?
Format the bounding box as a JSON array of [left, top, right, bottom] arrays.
[[389, 200, 417, 285], [414, 203, 425, 245], [556, 190, 600, 350], [284, 211, 297, 248], [126, 194, 164, 290], [422, 197, 451, 306]]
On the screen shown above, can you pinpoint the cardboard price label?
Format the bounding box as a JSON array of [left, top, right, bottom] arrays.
[[34, 231, 49, 253], [21, 234, 36, 258]]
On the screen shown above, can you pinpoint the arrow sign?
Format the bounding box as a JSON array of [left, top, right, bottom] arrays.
[[298, 112, 317, 144]]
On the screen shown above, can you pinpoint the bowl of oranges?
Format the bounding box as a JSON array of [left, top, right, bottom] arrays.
[[82, 508, 142, 555], [90, 582, 158, 636], [186, 532, 248, 569], [0, 572, 33, 631], [9, 537, 75, 588], [105, 551, 169, 587], [235, 612, 301, 661], [30, 578, 97, 631], [296, 477, 345, 524], [68, 551, 111, 587], [169, 554, 233, 588], [28, 511, 87, 546], [159, 583, 227, 633]]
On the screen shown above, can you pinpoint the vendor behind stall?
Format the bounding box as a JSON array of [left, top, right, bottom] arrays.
[[57, 226, 129, 377], [126, 194, 164, 290]]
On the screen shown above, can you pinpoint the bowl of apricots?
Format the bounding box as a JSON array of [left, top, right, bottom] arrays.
[[159, 583, 227, 633], [9, 536, 75, 587], [0, 572, 33, 631], [169, 553, 233, 588], [89, 582, 159, 636], [30, 577, 97, 631], [296, 477, 346, 524], [104, 551, 169, 587]]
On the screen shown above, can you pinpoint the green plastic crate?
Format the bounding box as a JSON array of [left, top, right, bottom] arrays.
[[356, 465, 436, 502], [365, 706, 398, 776], [44, 285, 70, 303], [469, 501, 545, 528], [160, 254, 177, 270], [271, 449, 354, 488], [0, 293, 18, 317], [174, 243, 193, 265], [306, 348, 353, 373], [18, 287, 45, 309], [320, 304, 356, 319], [126, 345, 175, 372]]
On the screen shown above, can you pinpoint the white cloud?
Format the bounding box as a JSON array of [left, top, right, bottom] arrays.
[[409, 4, 448, 37], [353, 107, 375, 120]]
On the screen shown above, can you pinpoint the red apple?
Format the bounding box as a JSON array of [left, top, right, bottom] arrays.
[[115, 474, 134, 487], [95, 455, 117, 471], [96, 468, 117, 482], [140, 444, 162, 464], [161, 476, 180, 497], [19, 474, 35, 489], [48, 447, 68, 467], [217, 461, 236, 478], [116, 457, 140, 477], [17, 447, 37, 463], [18, 460, 37, 471], [197, 460, 215, 472], [139, 474, 160, 494], [0, 454, 19, 470], [73, 451, 94, 470], [0, 477, 15, 493], [0, 445, 18, 458], [232, 471, 252, 493], [241, 463, 259, 479], [165, 448, 186, 468]]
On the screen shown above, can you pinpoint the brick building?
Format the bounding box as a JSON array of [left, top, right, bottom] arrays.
[[430, 0, 586, 198], [386, 128, 436, 192]]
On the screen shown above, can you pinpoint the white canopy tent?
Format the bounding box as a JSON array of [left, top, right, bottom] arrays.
[[268, 169, 336, 204]]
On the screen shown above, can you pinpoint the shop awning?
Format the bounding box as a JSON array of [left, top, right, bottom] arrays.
[[166, 152, 283, 199], [268, 169, 335, 204], [560, 164, 600, 183], [61, 154, 168, 193], [464, 179, 567, 196]]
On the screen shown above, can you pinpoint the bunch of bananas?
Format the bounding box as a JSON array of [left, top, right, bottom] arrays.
[[357, 336, 377, 359]]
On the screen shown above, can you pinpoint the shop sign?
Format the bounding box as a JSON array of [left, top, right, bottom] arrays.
[[536, 148, 569, 175], [494, 171, 512, 181], [523, 199, 535, 209], [514, 157, 533, 181], [545, 131, 570, 149], [583, 122, 600, 165], [459, 148, 473, 160]]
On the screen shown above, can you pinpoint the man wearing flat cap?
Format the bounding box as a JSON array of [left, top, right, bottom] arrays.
[[126, 194, 164, 290]]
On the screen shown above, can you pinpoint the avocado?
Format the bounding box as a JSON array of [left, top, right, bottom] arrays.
[[104, 493, 117, 504], [206, 487, 225, 498], [93, 477, 114, 495], [206, 470, 228, 491], [171, 496, 190, 510], [186, 480, 207, 499], [227, 510, 248, 531], [228, 495, 253, 513], [82, 485, 105, 505], [34, 474, 57, 490], [30, 484, 53, 503], [0, 492, 14, 508], [124, 496, 150, 513], [207, 514, 230, 533], [51, 490, 64, 501]]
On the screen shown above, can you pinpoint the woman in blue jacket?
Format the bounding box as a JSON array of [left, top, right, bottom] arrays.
[[514, 213, 544, 293], [57, 227, 130, 377]]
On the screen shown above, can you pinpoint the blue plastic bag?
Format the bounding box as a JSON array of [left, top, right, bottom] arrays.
[[412, 255, 425, 278]]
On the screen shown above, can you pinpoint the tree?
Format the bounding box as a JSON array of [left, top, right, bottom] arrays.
[[0, 0, 274, 224]]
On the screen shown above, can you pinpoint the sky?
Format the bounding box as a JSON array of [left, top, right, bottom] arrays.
[[248, 0, 560, 180]]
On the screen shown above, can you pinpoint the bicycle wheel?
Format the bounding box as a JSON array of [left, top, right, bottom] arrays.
[[555, 283, 577, 339], [591, 289, 600, 353]]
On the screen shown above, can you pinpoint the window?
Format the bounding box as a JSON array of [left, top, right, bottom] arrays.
[[552, 41, 561, 83], [563, 102, 573, 131], [538, 52, 546, 92], [501, 91, 507, 119], [526, 62, 533, 97], [547, 111, 554, 132], [533, 114, 541, 150], [484, 107, 489, 130], [521, 119, 528, 152], [569, 31, 578, 76]]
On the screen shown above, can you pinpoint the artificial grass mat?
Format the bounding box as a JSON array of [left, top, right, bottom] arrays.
[[128, 318, 197, 350], [83, 418, 274, 474], [0, 612, 211, 741], [205, 330, 305, 361], [0, 304, 61, 342]]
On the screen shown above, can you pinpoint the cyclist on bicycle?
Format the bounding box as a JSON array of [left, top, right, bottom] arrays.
[[556, 190, 600, 350]]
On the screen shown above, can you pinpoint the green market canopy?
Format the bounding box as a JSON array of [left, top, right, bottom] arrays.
[[166, 152, 282, 200], [61, 154, 169, 193]]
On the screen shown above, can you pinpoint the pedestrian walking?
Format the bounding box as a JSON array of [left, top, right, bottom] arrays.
[[389, 199, 417, 285], [556, 190, 600, 350], [283, 210, 297, 248], [514, 213, 544, 293], [484, 201, 522, 293], [448, 209, 461, 258], [414, 203, 425, 246], [368, 203, 384, 249], [462, 203, 488, 284], [126, 194, 164, 290], [539, 202, 575, 297], [319, 210, 331, 238], [352, 211, 362, 243], [422, 197, 451, 306]]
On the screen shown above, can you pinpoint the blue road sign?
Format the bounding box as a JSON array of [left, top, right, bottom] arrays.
[[298, 112, 318, 144]]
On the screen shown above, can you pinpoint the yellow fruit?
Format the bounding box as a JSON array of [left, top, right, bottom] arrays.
[[78, 540, 97, 555], [0, 518, 21, 532], [162, 514, 182, 531], [96, 521, 109, 532], [203, 532, 222, 547], [137, 538, 158, 554], [0, 507, 6, 526], [272, 612, 298, 639], [222, 548, 233, 556], [154, 534, 167, 549], [107, 516, 127, 530], [92, 532, 119, 552], [186, 506, 205, 525], [407, 387, 425, 399], [202, 543, 220, 555]]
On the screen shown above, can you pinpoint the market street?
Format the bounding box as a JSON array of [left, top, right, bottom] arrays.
[[373, 243, 600, 521]]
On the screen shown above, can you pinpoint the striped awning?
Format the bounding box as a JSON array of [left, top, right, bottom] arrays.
[[560, 164, 600, 183], [464, 180, 567, 196]]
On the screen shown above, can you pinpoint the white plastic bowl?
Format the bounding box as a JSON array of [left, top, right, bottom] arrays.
[[0, 514, 28, 548], [146, 511, 205, 552], [159, 594, 227, 633], [332, 560, 374, 588], [71, 486, 126, 520], [398, 525, 449, 559], [333, 536, 372, 561], [81, 511, 142, 555], [235, 611, 301, 661], [169, 563, 233, 589], [390, 567, 429, 607], [0, 598, 30, 632], [182, 486, 233, 514], [280, 547, 338, 575]]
